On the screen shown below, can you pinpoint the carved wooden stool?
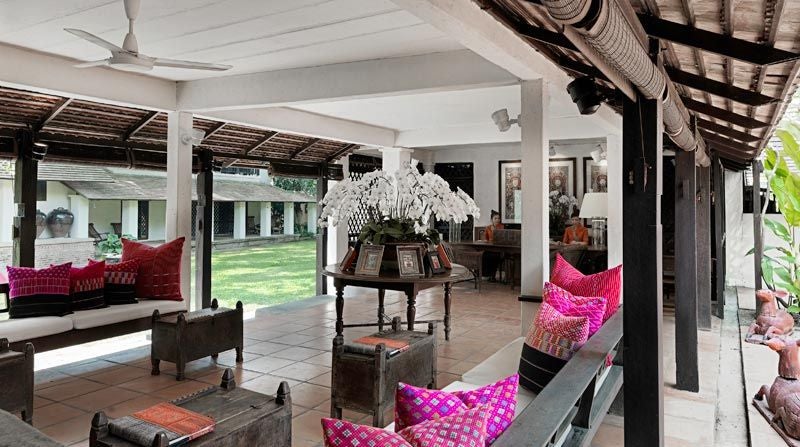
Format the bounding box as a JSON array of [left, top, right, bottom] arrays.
[[0, 338, 34, 424], [151, 299, 243, 381], [331, 318, 437, 427]]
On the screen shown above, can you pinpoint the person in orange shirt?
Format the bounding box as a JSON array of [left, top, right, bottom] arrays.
[[484, 210, 505, 242], [562, 210, 589, 245], [483, 210, 505, 281]]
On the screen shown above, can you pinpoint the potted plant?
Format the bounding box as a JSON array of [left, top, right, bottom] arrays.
[[319, 161, 480, 271]]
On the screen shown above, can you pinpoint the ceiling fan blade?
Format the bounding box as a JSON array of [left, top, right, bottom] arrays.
[[153, 57, 232, 71], [74, 59, 110, 68], [65, 28, 123, 53]]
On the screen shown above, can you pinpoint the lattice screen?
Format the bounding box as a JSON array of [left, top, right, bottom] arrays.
[[137, 201, 149, 240]]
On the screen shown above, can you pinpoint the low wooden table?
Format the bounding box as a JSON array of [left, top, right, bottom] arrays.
[[0, 338, 33, 424], [151, 299, 243, 381], [322, 264, 471, 341], [89, 369, 291, 447]]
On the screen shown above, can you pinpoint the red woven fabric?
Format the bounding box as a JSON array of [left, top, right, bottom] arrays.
[[543, 282, 606, 336], [121, 238, 184, 301], [550, 254, 622, 321]]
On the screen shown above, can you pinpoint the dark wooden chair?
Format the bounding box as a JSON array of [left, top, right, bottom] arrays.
[[447, 242, 484, 290], [110, 222, 122, 236], [88, 223, 108, 244], [473, 226, 486, 241], [0, 339, 34, 424]]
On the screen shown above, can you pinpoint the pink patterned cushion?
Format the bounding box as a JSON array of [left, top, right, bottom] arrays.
[[543, 282, 606, 336], [550, 254, 622, 321], [7, 263, 72, 318], [322, 406, 490, 447], [395, 376, 518, 445], [525, 301, 590, 361]]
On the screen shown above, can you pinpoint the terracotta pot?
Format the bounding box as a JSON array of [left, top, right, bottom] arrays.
[[46, 207, 74, 238], [35, 210, 46, 238]]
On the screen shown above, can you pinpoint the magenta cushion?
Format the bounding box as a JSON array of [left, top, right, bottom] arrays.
[[322, 406, 490, 447], [6, 263, 72, 318], [543, 282, 606, 336], [395, 375, 518, 445], [550, 254, 622, 321], [525, 301, 590, 361]]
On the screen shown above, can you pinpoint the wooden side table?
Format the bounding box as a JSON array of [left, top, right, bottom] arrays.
[[90, 369, 292, 447], [0, 338, 34, 424], [151, 299, 243, 381], [330, 318, 437, 427]]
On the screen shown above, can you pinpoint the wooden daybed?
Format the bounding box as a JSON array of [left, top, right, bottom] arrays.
[[0, 278, 186, 353]]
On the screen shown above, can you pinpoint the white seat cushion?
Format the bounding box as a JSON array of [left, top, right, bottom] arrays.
[[69, 300, 187, 330], [462, 337, 525, 386], [0, 316, 73, 343]]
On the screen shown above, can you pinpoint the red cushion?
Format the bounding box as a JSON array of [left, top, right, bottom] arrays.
[[7, 263, 72, 318], [525, 301, 589, 361], [550, 254, 621, 321], [121, 238, 184, 301], [70, 261, 106, 311], [543, 282, 606, 336]]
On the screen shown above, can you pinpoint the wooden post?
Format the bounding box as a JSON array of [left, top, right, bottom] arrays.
[[752, 160, 763, 305], [697, 166, 712, 330], [12, 130, 38, 267], [316, 168, 328, 296], [622, 91, 664, 447], [674, 149, 698, 392], [712, 155, 726, 319], [195, 148, 213, 309]]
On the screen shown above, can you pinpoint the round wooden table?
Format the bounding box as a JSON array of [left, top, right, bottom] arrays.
[[322, 264, 471, 341]]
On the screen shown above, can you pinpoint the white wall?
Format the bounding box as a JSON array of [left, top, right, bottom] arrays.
[[149, 201, 166, 241], [88, 200, 120, 235]]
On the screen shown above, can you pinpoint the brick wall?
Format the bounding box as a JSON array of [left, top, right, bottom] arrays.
[[0, 238, 96, 268]]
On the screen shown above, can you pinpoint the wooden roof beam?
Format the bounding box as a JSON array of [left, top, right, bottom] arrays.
[[222, 131, 279, 168], [122, 111, 159, 141], [290, 138, 321, 159], [637, 14, 799, 66], [202, 122, 227, 142], [681, 96, 770, 129], [34, 97, 74, 132], [326, 144, 357, 163], [699, 130, 759, 155], [665, 67, 779, 106], [695, 118, 760, 143]]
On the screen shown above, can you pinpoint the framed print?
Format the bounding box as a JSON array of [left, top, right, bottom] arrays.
[[498, 160, 522, 224], [583, 157, 608, 194], [355, 245, 384, 276], [549, 157, 577, 197], [339, 246, 358, 272], [426, 251, 447, 274], [397, 245, 424, 277]]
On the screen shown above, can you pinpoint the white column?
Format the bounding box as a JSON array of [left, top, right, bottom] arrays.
[[167, 111, 193, 308], [0, 180, 14, 242], [121, 200, 139, 237], [307, 202, 318, 235], [68, 195, 90, 238], [211, 202, 217, 242], [260, 202, 272, 236], [606, 134, 623, 269], [328, 156, 350, 292], [233, 201, 246, 239], [379, 147, 414, 173], [520, 79, 550, 336], [283, 202, 295, 235]]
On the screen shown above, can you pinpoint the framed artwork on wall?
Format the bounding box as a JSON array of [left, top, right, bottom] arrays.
[[583, 157, 608, 194], [549, 158, 577, 197], [498, 160, 522, 224]]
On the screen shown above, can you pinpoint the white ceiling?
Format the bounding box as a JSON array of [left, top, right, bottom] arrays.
[[0, 0, 464, 81], [291, 84, 581, 133]]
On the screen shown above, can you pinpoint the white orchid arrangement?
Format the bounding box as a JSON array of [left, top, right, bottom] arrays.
[[319, 160, 480, 245]]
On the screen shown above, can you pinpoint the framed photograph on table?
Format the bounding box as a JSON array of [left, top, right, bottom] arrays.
[[498, 160, 522, 224], [583, 157, 608, 194], [355, 245, 384, 276], [426, 251, 447, 274], [397, 245, 424, 277], [549, 157, 577, 197]]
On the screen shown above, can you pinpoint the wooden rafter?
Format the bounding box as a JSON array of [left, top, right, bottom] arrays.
[[749, 0, 788, 117], [695, 118, 760, 143], [665, 67, 779, 106], [34, 98, 73, 132], [290, 138, 321, 159], [122, 111, 159, 141], [202, 122, 227, 142], [326, 144, 357, 163], [681, 96, 770, 129], [672, 0, 714, 109], [699, 130, 758, 154], [221, 131, 279, 168]]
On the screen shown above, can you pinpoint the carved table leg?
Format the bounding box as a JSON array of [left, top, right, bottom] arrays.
[[151, 358, 160, 376], [211, 353, 219, 360], [378, 289, 385, 331], [444, 282, 452, 341], [176, 359, 185, 381], [235, 346, 244, 363], [335, 284, 345, 337], [406, 291, 416, 331]]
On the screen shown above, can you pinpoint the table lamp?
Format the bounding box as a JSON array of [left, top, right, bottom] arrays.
[[579, 192, 607, 248]]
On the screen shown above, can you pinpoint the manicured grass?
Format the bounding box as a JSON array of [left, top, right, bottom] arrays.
[[191, 239, 317, 309]]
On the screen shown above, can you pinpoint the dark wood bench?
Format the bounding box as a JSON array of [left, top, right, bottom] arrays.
[[493, 309, 624, 447]]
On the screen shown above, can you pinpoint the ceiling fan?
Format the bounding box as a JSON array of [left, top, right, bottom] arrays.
[[64, 0, 232, 73]]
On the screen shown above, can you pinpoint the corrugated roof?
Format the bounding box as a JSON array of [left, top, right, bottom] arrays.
[[0, 162, 114, 182], [64, 172, 315, 203]]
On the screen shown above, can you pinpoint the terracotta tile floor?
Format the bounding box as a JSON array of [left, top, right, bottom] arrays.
[[27, 282, 723, 447]]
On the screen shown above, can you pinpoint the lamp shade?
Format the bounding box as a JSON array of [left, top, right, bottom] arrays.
[[579, 192, 607, 218]]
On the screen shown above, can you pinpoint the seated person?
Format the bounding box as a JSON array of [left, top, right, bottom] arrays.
[[483, 211, 504, 281], [562, 210, 589, 245]]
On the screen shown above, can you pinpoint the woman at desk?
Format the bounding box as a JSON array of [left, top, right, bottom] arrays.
[[562, 210, 589, 245], [483, 210, 504, 281]]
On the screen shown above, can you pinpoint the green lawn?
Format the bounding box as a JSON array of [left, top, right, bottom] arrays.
[[191, 239, 317, 310]]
